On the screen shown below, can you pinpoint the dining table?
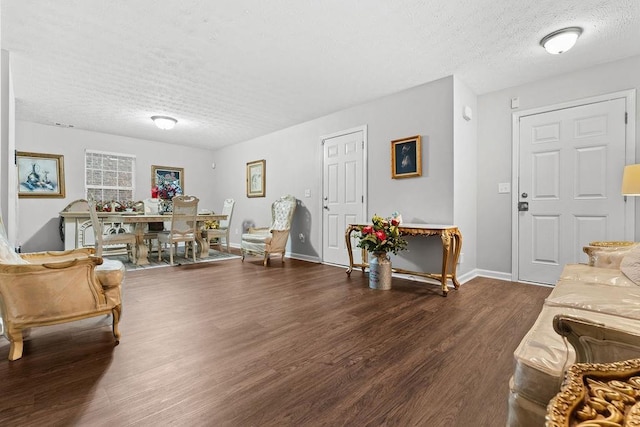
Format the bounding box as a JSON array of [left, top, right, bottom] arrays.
[[59, 211, 228, 266]]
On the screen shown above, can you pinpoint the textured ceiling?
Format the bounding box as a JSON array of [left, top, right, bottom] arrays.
[[3, 0, 640, 150]]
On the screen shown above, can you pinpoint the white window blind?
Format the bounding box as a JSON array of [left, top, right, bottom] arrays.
[[85, 150, 136, 202]]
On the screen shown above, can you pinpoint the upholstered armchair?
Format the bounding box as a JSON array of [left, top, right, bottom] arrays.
[[241, 195, 297, 266], [0, 211, 124, 361]]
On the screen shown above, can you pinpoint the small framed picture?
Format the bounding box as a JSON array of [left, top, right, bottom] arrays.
[[17, 151, 66, 198], [391, 135, 422, 179], [246, 159, 266, 198]]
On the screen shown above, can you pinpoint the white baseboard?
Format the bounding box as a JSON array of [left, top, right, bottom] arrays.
[[474, 269, 513, 282]]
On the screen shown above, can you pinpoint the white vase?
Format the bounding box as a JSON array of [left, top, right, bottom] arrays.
[[369, 251, 392, 290]]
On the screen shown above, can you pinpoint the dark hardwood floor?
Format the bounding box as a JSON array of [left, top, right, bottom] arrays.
[[0, 256, 551, 426]]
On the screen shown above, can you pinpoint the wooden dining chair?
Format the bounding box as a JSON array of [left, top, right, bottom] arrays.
[[157, 195, 199, 265], [203, 198, 235, 253], [87, 199, 137, 262]]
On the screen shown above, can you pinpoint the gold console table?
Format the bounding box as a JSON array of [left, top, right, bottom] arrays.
[[345, 223, 462, 296]]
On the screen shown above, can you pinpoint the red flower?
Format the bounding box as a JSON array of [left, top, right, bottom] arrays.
[[362, 225, 373, 235], [375, 230, 387, 241], [391, 218, 399, 226]]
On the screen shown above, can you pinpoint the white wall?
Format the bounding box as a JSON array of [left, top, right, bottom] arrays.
[[453, 77, 478, 273], [15, 122, 217, 252], [477, 54, 640, 275], [210, 76, 468, 274]]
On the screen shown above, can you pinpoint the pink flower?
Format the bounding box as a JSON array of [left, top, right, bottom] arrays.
[[375, 230, 387, 241], [362, 225, 373, 235]]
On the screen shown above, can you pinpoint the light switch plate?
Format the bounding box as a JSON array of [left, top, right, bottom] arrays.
[[304, 189, 311, 198], [498, 183, 511, 193]]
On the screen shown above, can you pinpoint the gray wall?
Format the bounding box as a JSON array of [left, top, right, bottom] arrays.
[[210, 76, 464, 273], [15, 122, 216, 252], [453, 76, 478, 273], [477, 54, 640, 275]]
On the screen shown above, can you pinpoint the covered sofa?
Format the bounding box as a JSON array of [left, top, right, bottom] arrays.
[[507, 243, 640, 425]]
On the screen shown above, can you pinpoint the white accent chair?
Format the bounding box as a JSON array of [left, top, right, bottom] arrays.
[[203, 198, 235, 253], [157, 195, 199, 265], [241, 195, 297, 266]]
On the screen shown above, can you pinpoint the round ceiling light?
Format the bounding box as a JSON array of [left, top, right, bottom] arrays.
[[540, 27, 583, 55], [151, 115, 178, 130]]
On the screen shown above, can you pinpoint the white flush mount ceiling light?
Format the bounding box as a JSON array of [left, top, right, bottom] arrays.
[[540, 27, 583, 54], [151, 115, 177, 130]]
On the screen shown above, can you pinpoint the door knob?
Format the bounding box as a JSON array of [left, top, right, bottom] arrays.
[[323, 205, 329, 210]]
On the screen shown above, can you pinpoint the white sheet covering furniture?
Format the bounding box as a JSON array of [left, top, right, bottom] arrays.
[[507, 246, 640, 426]]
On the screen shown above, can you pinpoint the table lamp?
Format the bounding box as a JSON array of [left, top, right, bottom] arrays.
[[622, 164, 640, 196]]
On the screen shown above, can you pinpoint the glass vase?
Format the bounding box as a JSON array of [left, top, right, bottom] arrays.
[[158, 199, 173, 215]]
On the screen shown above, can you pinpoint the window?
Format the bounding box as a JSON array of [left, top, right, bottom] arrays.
[[85, 150, 135, 202]]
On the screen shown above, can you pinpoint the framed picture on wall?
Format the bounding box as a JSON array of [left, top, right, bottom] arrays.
[[17, 151, 66, 198], [246, 159, 266, 198], [152, 165, 184, 199], [391, 135, 422, 179]]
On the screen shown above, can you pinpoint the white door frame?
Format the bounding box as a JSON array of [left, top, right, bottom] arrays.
[[320, 125, 368, 263], [511, 89, 636, 282]]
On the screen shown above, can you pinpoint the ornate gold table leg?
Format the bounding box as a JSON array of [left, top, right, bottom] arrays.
[[440, 231, 451, 296], [345, 225, 355, 275], [450, 229, 462, 289]]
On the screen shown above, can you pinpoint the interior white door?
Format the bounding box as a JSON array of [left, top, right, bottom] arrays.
[[518, 98, 627, 284], [322, 130, 365, 266]]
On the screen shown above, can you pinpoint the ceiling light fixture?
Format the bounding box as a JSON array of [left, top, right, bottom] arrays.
[[540, 27, 583, 54], [151, 115, 177, 130]]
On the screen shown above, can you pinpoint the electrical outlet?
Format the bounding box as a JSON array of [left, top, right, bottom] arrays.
[[235, 228, 239, 235], [459, 253, 464, 264]]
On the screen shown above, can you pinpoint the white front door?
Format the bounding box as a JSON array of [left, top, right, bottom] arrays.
[[322, 128, 366, 266], [518, 98, 628, 284]]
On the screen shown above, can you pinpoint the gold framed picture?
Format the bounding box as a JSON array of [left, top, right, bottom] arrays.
[[246, 159, 266, 198], [391, 135, 422, 179], [17, 151, 65, 198]]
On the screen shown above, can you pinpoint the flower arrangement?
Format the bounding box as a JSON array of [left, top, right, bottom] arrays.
[[204, 220, 219, 230], [155, 175, 183, 200], [357, 213, 407, 254]]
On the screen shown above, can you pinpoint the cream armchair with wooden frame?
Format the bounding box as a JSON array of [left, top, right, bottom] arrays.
[[203, 198, 235, 253], [157, 195, 199, 265], [0, 215, 123, 361], [241, 195, 297, 266]]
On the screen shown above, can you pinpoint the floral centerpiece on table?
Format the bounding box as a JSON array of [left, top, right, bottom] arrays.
[[357, 213, 407, 255], [204, 219, 219, 230], [155, 175, 183, 200]]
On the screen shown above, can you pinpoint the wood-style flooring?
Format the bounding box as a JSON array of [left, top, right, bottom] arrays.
[[0, 255, 551, 426]]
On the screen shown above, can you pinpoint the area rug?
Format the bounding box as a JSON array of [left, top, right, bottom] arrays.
[[110, 249, 241, 271]]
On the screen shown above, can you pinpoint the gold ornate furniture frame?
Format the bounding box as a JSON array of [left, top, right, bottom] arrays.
[[345, 223, 462, 296], [547, 358, 640, 426], [546, 315, 640, 426]]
